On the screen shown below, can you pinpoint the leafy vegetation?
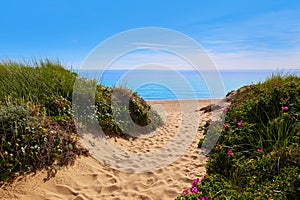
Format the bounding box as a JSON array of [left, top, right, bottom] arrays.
[[177, 74, 300, 199], [0, 60, 162, 185]]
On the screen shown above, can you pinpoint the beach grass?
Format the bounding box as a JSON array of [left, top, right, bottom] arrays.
[[0, 60, 76, 105]]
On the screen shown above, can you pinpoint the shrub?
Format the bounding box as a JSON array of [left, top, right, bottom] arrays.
[[0, 103, 88, 184], [95, 87, 163, 136], [179, 74, 300, 199]]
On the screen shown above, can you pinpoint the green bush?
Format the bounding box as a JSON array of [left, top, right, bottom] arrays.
[[0, 103, 88, 184], [179, 74, 300, 199], [95, 87, 163, 136], [73, 80, 163, 136]]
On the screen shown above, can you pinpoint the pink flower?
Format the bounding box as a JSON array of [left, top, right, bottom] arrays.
[[199, 197, 209, 200], [274, 83, 278, 87], [223, 123, 229, 130], [191, 187, 198, 194], [233, 118, 237, 123], [222, 107, 228, 113], [182, 189, 189, 194], [192, 178, 199, 187], [282, 106, 288, 111], [237, 120, 242, 128], [227, 149, 233, 155], [257, 148, 263, 153]]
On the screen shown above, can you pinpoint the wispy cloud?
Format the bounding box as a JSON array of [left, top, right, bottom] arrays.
[[197, 9, 300, 53], [172, 8, 300, 70]]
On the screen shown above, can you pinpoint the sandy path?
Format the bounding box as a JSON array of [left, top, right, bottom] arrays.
[[0, 100, 213, 200]]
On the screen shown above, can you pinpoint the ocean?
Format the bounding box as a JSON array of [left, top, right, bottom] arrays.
[[77, 70, 300, 101]]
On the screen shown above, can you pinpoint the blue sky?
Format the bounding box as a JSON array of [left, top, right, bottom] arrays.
[[1, 0, 300, 70]]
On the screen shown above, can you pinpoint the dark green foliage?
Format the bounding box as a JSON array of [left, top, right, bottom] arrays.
[[94, 87, 163, 136]]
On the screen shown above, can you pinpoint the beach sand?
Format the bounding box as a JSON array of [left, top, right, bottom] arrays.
[[0, 100, 216, 200]]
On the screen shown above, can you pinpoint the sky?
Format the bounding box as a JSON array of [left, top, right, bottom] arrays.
[[1, 0, 300, 70]]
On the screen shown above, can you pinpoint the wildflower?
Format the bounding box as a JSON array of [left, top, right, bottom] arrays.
[[281, 106, 288, 111], [191, 187, 198, 194], [182, 189, 189, 194], [223, 123, 229, 130], [273, 83, 278, 87], [222, 107, 228, 113], [233, 118, 237, 123], [257, 148, 263, 153], [192, 178, 199, 187], [237, 120, 242, 128], [227, 149, 233, 155], [199, 197, 209, 200]]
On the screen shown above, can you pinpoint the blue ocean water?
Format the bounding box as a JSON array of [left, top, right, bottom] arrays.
[[77, 70, 300, 101]]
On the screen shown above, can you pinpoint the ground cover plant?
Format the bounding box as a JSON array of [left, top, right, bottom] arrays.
[[177, 74, 300, 199], [0, 60, 162, 185]]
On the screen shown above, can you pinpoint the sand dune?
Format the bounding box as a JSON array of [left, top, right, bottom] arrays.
[[0, 100, 216, 200]]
